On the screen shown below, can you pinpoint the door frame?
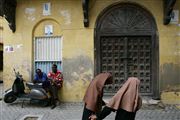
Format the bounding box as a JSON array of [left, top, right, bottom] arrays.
[[94, 2, 159, 98]]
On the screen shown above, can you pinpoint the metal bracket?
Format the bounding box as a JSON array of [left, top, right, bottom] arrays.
[[163, 0, 176, 25], [0, 0, 17, 32], [82, 0, 89, 27]]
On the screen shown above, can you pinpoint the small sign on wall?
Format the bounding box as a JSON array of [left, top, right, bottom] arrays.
[[4, 45, 14, 52], [43, 3, 51, 16], [170, 10, 179, 24], [45, 25, 53, 36]]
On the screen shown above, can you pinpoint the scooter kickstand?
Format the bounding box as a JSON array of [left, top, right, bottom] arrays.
[[21, 100, 25, 108]]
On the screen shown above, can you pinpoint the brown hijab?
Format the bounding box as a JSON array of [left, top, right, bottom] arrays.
[[83, 72, 113, 112], [107, 77, 142, 112]]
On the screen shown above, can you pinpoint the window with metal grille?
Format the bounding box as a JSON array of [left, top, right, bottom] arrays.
[[34, 36, 62, 74]]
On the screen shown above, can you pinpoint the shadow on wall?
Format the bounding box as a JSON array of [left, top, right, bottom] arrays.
[[0, 71, 2, 81], [63, 55, 93, 85], [160, 63, 180, 91]]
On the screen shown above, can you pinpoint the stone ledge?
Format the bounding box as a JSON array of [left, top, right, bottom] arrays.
[[161, 92, 180, 104]]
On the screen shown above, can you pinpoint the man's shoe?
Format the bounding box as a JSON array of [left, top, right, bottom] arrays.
[[51, 104, 56, 109]]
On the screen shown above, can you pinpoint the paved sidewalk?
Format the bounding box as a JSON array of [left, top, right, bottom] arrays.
[[0, 84, 180, 120]]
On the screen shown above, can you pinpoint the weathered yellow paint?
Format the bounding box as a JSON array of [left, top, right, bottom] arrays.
[[33, 19, 62, 37], [2, 0, 180, 102], [3, 0, 93, 102], [161, 92, 180, 104], [60, 69, 92, 102]]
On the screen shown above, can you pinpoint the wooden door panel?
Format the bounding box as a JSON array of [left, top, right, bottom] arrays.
[[100, 36, 152, 94]]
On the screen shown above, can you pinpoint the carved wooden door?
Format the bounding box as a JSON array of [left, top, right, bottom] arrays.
[[100, 36, 152, 94], [95, 3, 159, 96]]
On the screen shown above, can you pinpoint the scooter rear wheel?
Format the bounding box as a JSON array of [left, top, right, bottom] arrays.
[[40, 100, 50, 107], [4, 95, 17, 103]]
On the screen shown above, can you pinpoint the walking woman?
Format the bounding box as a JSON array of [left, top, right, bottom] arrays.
[[82, 72, 113, 120], [90, 77, 142, 120]]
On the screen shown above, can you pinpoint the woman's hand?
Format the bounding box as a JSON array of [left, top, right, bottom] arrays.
[[89, 114, 97, 120]]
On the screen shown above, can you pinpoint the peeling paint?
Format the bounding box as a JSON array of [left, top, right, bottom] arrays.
[[25, 8, 36, 21], [3, 59, 32, 89], [25, 8, 35, 14], [174, 51, 180, 56], [161, 92, 180, 104], [63, 55, 93, 85], [63, 55, 93, 83], [60, 10, 71, 25], [58, 54, 93, 102], [16, 44, 23, 49], [160, 63, 180, 91]]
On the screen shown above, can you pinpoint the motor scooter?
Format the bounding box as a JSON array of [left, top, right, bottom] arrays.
[[4, 69, 51, 107]]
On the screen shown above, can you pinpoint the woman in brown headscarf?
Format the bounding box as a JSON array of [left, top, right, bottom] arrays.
[[90, 77, 142, 120], [82, 72, 113, 120]]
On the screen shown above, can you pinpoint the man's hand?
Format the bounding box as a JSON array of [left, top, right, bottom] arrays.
[[89, 114, 97, 120], [48, 77, 55, 82]]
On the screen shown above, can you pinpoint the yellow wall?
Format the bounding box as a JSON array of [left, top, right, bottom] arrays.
[[89, 0, 180, 96], [159, 1, 180, 91], [3, 0, 180, 102], [3, 0, 93, 102]]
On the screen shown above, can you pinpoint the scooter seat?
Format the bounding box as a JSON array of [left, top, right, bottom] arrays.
[[26, 82, 43, 89]]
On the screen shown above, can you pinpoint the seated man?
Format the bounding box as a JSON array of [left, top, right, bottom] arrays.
[[48, 64, 63, 109], [33, 68, 50, 90]]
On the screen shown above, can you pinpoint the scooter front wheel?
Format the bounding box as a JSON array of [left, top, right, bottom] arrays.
[[4, 94, 17, 103]]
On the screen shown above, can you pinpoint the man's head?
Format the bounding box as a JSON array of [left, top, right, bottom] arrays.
[[52, 64, 57, 73], [36, 69, 42, 76]]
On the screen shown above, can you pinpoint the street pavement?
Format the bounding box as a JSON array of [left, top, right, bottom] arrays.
[[0, 84, 180, 120]]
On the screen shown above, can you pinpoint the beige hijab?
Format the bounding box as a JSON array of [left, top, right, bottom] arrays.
[[107, 77, 142, 112], [83, 72, 113, 112]]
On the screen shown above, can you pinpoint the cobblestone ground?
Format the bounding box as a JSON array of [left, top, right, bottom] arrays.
[[0, 84, 180, 120]]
